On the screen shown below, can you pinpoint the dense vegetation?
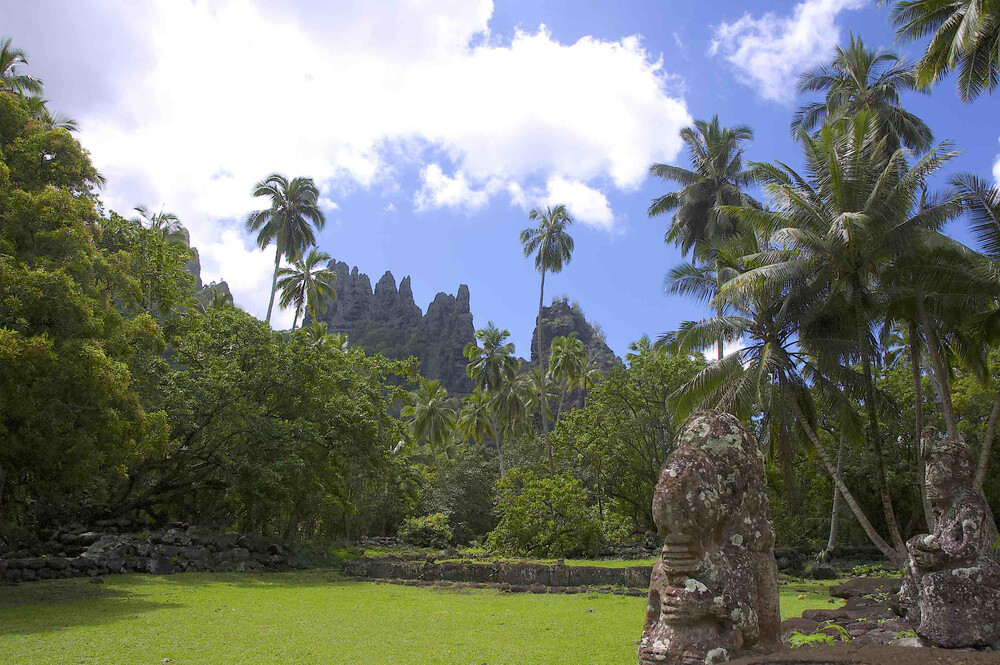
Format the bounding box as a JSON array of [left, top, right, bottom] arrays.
[[3, 0, 1000, 563]]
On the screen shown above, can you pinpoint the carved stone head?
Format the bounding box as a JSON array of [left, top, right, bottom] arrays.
[[923, 427, 973, 509]]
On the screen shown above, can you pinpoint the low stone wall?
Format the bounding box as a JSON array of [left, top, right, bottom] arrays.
[[0, 526, 297, 584], [341, 556, 653, 591]]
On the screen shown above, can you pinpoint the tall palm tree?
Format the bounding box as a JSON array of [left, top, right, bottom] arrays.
[[245, 174, 326, 324], [401, 378, 457, 484], [0, 38, 43, 96], [464, 322, 518, 475], [520, 205, 575, 472], [719, 112, 964, 561], [648, 116, 757, 360], [792, 34, 933, 154], [884, 0, 1000, 101], [549, 333, 587, 422], [276, 249, 337, 332], [668, 238, 898, 559], [951, 173, 1000, 493]]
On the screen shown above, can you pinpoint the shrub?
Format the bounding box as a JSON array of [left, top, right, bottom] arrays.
[[486, 469, 602, 558], [398, 513, 453, 548]]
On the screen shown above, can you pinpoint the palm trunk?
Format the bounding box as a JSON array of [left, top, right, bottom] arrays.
[[778, 423, 799, 514], [291, 304, 301, 332], [788, 397, 902, 564], [491, 416, 506, 478], [429, 440, 444, 487], [909, 320, 934, 531], [977, 392, 1000, 493], [536, 269, 553, 473], [857, 314, 907, 556], [827, 433, 845, 551], [265, 245, 281, 324], [915, 295, 959, 439], [555, 388, 567, 425], [716, 261, 724, 361]]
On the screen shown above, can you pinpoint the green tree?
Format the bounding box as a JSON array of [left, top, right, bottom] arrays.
[[22, 95, 78, 132], [520, 205, 575, 472], [648, 116, 757, 360], [793, 34, 933, 154], [549, 332, 587, 422], [0, 37, 43, 96], [719, 113, 964, 562], [464, 322, 519, 475], [885, 0, 1000, 101], [276, 248, 337, 331], [245, 174, 326, 324], [402, 378, 458, 484]]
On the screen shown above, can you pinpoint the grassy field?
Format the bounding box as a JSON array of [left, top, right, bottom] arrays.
[[0, 571, 841, 665]]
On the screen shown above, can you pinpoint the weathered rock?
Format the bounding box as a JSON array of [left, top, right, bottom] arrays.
[[308, 260, 474, 394], [830, 577, 900, 599], [898, 428, 1000, 649], [639, 411, 780, 665], [810, 563, 838, 580]]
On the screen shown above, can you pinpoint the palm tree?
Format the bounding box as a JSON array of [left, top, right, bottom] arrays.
[[520, 205, 575, 473], [792, 34, 933, 154], [245, 174, 326, 324], [401, 378, 457, 484], [276, 249, 337, 331], [883, 0, 1000, 101], [22, 95, 78, 131], [549, 333, 587, 422], [203, 284, 234, 310], [458, 388, 495, 448], [669, 238, 897, 559], [648, 116, 757, 360], [464, 322, 518, 474], [951, 174, 1000, 493], [719, 113, 964, 562], [0, 38, 43, 96], [132, 205, 186, 243]]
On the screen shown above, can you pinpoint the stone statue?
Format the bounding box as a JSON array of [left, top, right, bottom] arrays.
[[898, 428, 1000, 648], [639, 411, 780, 665]]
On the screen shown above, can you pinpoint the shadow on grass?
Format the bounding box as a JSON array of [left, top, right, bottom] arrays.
[[0, 577, 181, 637]]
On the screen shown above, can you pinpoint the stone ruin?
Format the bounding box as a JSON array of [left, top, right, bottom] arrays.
[[898, 428, 1000, 649], [639, 411, 780, 665]]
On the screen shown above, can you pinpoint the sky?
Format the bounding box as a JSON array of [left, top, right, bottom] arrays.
[[4, 0, 999, 360]]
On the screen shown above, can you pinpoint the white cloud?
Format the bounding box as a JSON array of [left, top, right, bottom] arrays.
[[710, 0, 866, 103], [5, 0, 692, 321], [543, 177, 614, 229], [414, 164, 500, 212], [318, 197, 339, 211], [384, 202, 396, 213], [993, 138, 1000, 185]]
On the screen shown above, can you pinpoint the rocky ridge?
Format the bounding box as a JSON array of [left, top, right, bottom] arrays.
[[308, 259, 475, 394]]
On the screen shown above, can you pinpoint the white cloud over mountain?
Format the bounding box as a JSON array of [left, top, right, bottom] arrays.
[[4, 0, 691, 323], [710, 0, 866, 103]]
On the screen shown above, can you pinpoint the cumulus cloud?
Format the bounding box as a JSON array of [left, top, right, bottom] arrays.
[[543, 177, 614, 229], [710, 0, 866, 103], [4, 0, 692, 322]]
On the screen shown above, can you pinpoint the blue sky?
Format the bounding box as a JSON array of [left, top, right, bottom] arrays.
[[5, 0, 999, 360]]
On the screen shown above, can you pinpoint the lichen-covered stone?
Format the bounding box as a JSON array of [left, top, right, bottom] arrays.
[[898, 428, 1000, 648], [639, 411, 780, 665]]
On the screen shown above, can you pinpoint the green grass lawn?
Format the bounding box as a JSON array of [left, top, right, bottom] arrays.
[[0, 571, 841, 665]]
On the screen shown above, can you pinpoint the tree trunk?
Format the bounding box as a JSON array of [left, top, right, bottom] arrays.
[[0, 463, 5, 514], [265, 244, 281, 324], [977, 392, 1000, 493], [291, 305, 301, 332], [716, 261, 724, 362], [915, 295, 959, 439], [788, 397, 903, 564], [429, 440, 445, 487], [827, 432, 845, 551], [858, 319, 908, 556], [491, 416, 506, 478], [909, 320, 934, 531], [536, 269, 554, 473], [778, 422, 799, 514]]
